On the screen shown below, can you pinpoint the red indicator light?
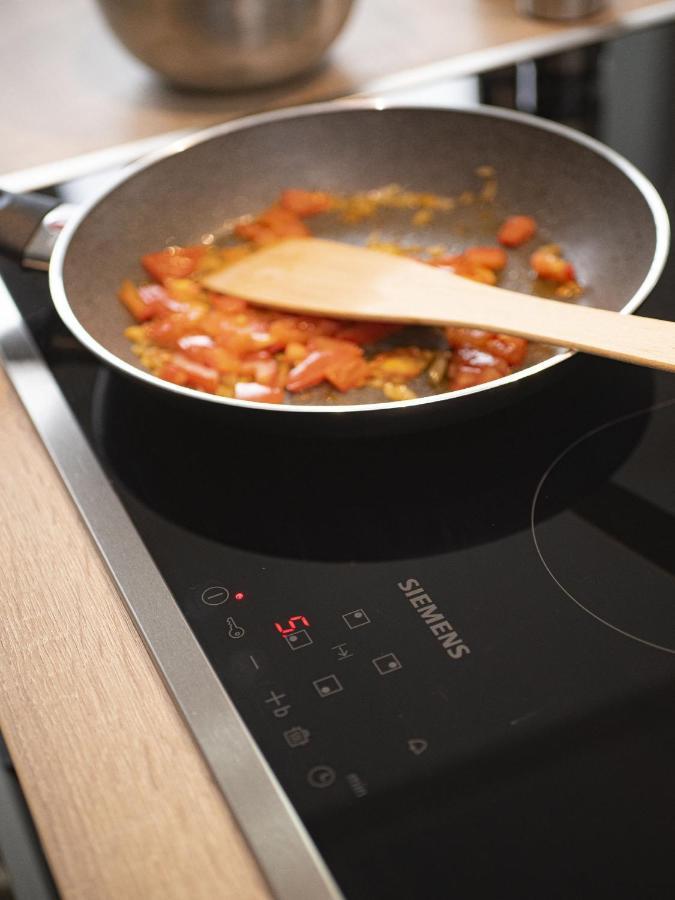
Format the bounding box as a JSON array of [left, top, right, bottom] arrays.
[[274, 615, 310, 637], [234, 592, 245, 601]]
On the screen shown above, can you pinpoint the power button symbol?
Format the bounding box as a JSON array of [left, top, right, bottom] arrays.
[[201, 586, 229, 606], [307, 766, 336, 789]]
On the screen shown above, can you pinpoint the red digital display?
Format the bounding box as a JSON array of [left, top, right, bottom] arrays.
[[274, 615, 310, 636]]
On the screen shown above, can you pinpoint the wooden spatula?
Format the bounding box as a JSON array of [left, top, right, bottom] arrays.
[[203, 238, 675, 371]]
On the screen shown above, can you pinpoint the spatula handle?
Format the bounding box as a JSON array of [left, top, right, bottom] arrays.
[[422, 286, 675, 372]]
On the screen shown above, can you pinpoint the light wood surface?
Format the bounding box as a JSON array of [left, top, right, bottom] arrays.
[[2, 0, 675, 175], [0, 367, 270, 899], [207, 238, 675, 370]]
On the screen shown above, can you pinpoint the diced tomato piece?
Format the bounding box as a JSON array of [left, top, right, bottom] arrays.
[[240, 356, 279, 386], [448, 346, 510, 390], [463, 246, 508, 271], [145, 312, 202, 349], [498, 216, 538, 247], [485, 334, 528, 367], [445, 328, 528, 367], [269, 315, 340, 347], [235, 205, 310, 244], [119, 279, 154, 322], [430, 255, 497, 285], [177, 334, 240, 373], [138, 283, 200, 318], [234, 382, 285, 404], [159, 354, 219, 393], [286, 339, 364, 392], [141, 245, 206, 283], [334, 322, 403, 345], [530, 247, 576, 283], [279, 189, 332, 217], [324, 356, 370, 392]]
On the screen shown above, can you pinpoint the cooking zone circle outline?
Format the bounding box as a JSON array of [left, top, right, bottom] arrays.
[[49, 99, 671, 415], [531, 398, 675, 655]]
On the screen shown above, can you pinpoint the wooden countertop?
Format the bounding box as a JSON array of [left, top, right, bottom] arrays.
[[3, 0, 675, 177], [2, 0, 675, 897]]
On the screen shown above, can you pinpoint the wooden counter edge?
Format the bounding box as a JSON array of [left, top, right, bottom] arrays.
[[0, 366, 270, 900]]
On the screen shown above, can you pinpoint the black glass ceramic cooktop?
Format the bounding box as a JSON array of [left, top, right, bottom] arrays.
[[4, 24, 675, 899]]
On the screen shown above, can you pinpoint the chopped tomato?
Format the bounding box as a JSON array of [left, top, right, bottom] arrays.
[[269, 315, 340, 346], [448, 347, 510, 390], [119, 187, 581, 402], [498, 215, 537, 247], [240, 356, 279, 386], [235, 205, 310, 244], [286, 338, 364, 393], [530, 246, 576, 283], [430, 255, 497, 285], [159, 354, 219, 393], [463, 246, 508, 271], [445, 328, 527, 367], [177, 335, 240, 373], [234, 382, 285, 403], [324, 356, 370, 392], [144, 310, 205, 348], [141, 245, 206, 283], [119, 279, 154, 322], [280, 189, 332, 217]]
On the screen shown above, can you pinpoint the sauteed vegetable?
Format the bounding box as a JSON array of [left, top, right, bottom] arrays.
[[119, 187, 581, 403]]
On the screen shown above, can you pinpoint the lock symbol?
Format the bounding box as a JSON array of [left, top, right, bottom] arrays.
[[226, 616, 245, 639]]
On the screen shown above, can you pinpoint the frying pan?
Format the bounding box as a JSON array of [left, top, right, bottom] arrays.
[[1, 100, 670, 433]]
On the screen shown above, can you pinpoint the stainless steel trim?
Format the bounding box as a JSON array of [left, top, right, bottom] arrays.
[[48, 98, 670, 417], [0, 277, 343, 900]]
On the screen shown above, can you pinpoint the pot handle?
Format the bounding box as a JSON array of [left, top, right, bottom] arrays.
[[0, 189, 70, 269]]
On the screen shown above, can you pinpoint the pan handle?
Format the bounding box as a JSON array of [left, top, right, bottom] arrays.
[[0, 190, 78, 271]]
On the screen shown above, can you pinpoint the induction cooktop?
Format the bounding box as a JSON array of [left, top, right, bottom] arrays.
[[2, 23, 675, 900]]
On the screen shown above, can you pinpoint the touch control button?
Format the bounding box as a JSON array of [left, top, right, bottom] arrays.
[[307, 766, 336, 788], [373, 652, 402, 675], [201, 585, 229, 606], [264, 690, 291, 718], [286, 629, 313, 650], [408, 738, 428, 756], [332, 643, 354, 661], [313, 674, 343, 697], [284, 726, 311, 748], [343, 609, 370, 629]]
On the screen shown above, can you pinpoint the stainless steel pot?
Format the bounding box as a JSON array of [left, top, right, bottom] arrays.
[[94, 0, 355, 90]]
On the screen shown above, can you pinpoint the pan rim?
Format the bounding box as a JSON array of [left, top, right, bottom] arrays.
[[49, 98, 671, 416]]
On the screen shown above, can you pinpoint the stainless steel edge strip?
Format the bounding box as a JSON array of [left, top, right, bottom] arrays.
[[0, 277, 343, 900]]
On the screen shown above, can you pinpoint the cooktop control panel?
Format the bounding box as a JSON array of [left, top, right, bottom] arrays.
[[170, 522, 675, 826], [184, 571, 475, 818]]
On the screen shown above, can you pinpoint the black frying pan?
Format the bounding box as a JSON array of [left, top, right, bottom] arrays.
[[2, 101, 670, 432]]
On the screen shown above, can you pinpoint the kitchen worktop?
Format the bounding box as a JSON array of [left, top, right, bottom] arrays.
[[3, 0, 675, 178], [2, 2, 675, 898]]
